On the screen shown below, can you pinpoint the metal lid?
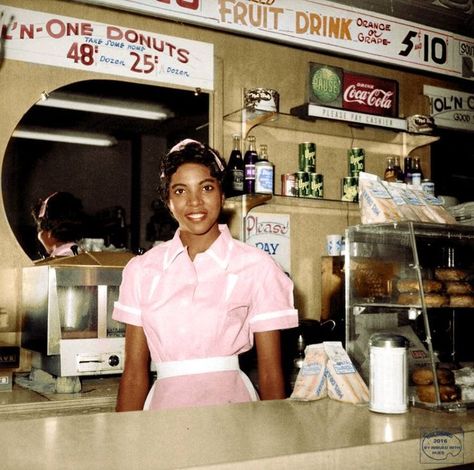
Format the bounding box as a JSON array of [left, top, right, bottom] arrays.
[[369, 333, 408, 348]]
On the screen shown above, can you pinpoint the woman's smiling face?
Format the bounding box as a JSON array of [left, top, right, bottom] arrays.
[[168, 163, 224, 241]]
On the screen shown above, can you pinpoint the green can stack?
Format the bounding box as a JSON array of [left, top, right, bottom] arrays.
[[309, 173, 324, 198], [298, 142, 316, 173], [296, 171, 310, 197], [348, 147, 365, 177]]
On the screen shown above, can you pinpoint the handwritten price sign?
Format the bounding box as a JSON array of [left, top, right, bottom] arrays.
[[0, 4, 214, 90], [76, 0, 474, 82]]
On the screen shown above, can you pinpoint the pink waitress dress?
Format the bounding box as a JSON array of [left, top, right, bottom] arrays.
[[113, 224, 298, 410]]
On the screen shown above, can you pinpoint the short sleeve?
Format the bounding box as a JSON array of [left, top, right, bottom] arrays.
[[249, 256, 298, 333], [112, 256, 143, 327]]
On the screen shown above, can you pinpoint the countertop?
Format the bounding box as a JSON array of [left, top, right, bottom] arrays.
[[0, 375, 118, 421], [0, 395, 473, 469]]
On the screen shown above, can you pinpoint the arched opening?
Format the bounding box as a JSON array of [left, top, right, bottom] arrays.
[[2, 79, 209, 259]]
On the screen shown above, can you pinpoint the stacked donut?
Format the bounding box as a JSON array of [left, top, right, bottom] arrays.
[[412, 367, 458, 403], [435, 268, 474, 308], [396, 268, 473, 308]]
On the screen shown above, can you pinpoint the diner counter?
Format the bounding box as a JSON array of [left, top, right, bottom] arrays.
[[0, 396, 473, 469]]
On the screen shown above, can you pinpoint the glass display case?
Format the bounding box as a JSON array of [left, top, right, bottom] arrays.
[[344, 222, 474, 411]]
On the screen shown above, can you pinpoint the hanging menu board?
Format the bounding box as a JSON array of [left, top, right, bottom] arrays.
[[0, 4, 214, 90], [69, 0, 474, 82]]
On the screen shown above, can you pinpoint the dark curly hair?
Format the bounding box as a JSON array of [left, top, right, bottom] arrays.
[[158, 139, 226, 204], [31, 192, 86, 243]]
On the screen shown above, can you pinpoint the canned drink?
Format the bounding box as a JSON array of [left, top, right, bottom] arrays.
[[296, 171, 311, 197], [342, 176, 359, 202], [309, 173, 324, 198], [281, 173, 296, 196], [298, 142, 316, 173], [421, 179, 435, 196], [348, 147, 365, 177]]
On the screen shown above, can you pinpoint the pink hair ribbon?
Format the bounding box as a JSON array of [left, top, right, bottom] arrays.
[[38, 191, 58, 218], [169, 139, 224, 172]]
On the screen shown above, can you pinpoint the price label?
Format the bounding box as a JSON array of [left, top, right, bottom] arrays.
[[399, 30, 448, 66], [0, 5, 214, 90], [67, 42, 98, 66], [66, 42, 163, 75]]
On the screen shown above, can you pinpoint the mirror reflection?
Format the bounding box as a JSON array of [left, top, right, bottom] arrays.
[[2, 79, 209, 259]]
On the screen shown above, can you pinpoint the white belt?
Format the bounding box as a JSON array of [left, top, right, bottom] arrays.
[[143, 355, 258, 410], [156, 355, 240, 379]]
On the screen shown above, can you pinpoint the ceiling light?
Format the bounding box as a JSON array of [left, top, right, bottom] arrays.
[[36, 91, 172, 120], [12, 126, 118, 147]]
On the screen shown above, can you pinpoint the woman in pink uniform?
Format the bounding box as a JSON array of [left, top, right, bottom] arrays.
[[113, 139, 298, 411]]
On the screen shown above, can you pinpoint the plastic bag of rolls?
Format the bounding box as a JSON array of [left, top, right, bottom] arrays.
[[358, 172, 456, 225]]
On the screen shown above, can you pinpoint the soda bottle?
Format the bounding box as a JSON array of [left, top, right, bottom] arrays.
[[403, 156, 413, 184], [411, 157, 424, 186], [393, 156, 404, 182], [244, 135, 258, 194], [225, 134, 244, 197], [255, 144, 274, 194], [383, 157, 396, 182]]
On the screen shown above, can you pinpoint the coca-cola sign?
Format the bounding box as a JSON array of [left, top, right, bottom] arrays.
[[342, 72, 398, 117]]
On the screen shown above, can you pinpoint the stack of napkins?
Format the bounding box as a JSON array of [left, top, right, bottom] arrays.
[[290, 342, 369, 404]]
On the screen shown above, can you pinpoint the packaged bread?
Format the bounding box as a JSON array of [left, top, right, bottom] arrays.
[[410, 188, 457, 224], [290, 344, 327, 401], [401, 187, 434, 222], [290, 342, 369, 404], [382, 182, 421, 221], [324, 342, 369, 404], [358, 172, 401, 224]]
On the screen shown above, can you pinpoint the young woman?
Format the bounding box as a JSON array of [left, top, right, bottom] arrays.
[[113, 139, 298, 411], [31, 191, 86, 258]]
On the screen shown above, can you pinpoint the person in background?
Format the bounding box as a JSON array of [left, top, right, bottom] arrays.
[[113, 139, 298, 411], [31, 191, 86, 258]]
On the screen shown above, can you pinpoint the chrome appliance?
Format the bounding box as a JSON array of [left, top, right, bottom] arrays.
[[21, 252, 134, 377]]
